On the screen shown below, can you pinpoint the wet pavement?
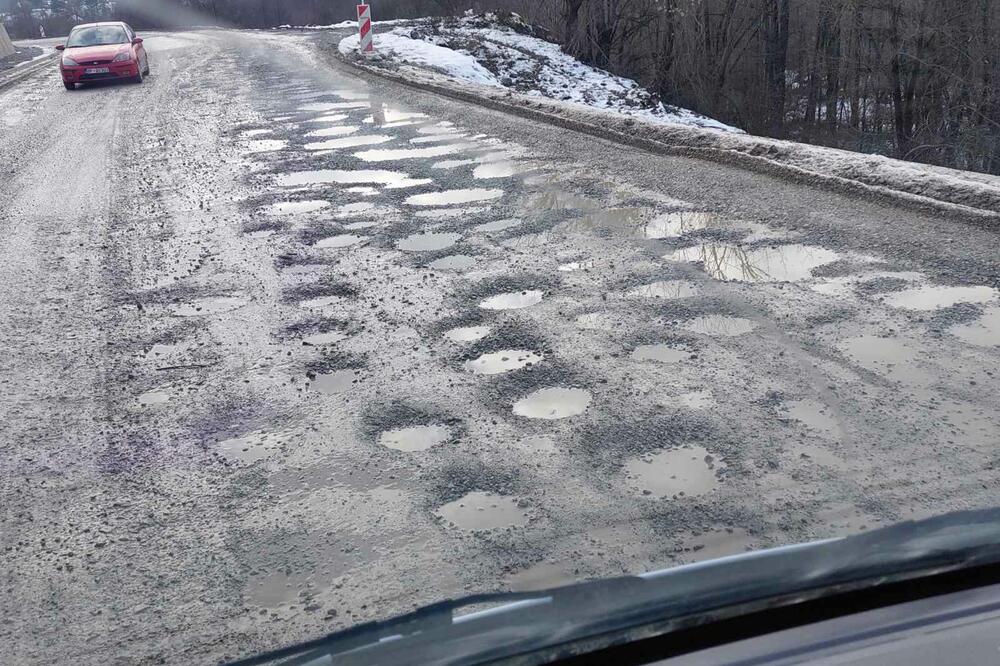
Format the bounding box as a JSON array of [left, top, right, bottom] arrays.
[[2, 28, 1000, 666]]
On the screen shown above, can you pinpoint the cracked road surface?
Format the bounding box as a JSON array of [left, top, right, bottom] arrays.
[[2, 30, 999, 664]]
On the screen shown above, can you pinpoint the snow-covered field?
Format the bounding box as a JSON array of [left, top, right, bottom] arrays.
[[337, 13, 740, 133]]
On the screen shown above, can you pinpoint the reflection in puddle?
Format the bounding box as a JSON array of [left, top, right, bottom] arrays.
[[513, 387, 591, 419], [642, 212, 721, 238], [443, 326, 491, 342], [396, 232, 461, 252], [682, 315, 757, 337], [473, 162, 518, 179], [314, 234, 367, 249], [480, 290, 544, 310], [625, 446, 722, 498], [278, 169, 413, 187], [631, 344, 687, 363], [405, 188, 503, 207], [310, 370, 360, 394], [529, 189, 600, 212], [629, 281, 699, 299], [950, 307, 1000, 347], [172, 296, 249, 317], [883, 284, 998, 310], [668, 244, 839, 282], [218, 430, 284, 464], [265, 200, 328, 216], [302, 330, 347, 346], [354, 144, 471, 162], [474, 219, 520, 233], [464, 350, 542, 375], [435, 491, 530, 531], [784, 399, 842, 437], [379, 425, 449, 452], [304, 135, 393, 151], [428, 255, 476, 271], [305, 126, 358, 138], [244, 139, 287, 153]]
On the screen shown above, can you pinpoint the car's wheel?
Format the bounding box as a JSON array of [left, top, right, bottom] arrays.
[[64, 82, 75, 91], [143, 58, 150, 76], [132, 68, 143, 84]]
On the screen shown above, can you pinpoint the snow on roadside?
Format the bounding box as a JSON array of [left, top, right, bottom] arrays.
[[338, 14, 740, 133]]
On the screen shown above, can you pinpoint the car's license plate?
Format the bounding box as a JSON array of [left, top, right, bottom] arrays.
[[85, 67, 110, 74]]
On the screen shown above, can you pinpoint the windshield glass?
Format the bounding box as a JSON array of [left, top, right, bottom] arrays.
[[66, 26, 128, 48]]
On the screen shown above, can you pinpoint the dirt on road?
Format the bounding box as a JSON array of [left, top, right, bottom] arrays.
[[1, 29, 999, 665]]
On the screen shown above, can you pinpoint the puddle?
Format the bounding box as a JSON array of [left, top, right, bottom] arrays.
[[625, 446, 722, 498], [668, 244, 839, 282], [631, 345, 687, 363], [428, 255, 476, 271], [480, 290, 544, 310], [343, 221, 378, 231], [240, 128, 272, 138], [474, 219, 521, 233], [333, 90, 370, 100], [385, 178, 435, 190], [416, 207, 490, 219], [364, 109, 428, 124], [305, 126, 359, 138], [354, 144, 470, 162], [405, 189, 504, 207], [513, 388, 591, 420], [172, 296, 249, 317], [299, 295, 343, 309], [313, 101, 369, 109], [143, 343, 186, 360], [244, 139, 286, 153], [345, 186, 379, 196], [412, 133, 467, 144], [302, 330, 347, 346], [305, 135, 393, 151], [629, 281, 699, 299], [396, 232, 461, 252], [265, 200, 329, 216], [310, 370, 361, 395], [642, 212, 722, 238], [558, 260, 596, 272], [783, 399, 842, 437], [218, 430, 284, 464], [443, 326, 491, 342], [305, 113, 348, 124], [137, 389, 171, 407], [298, 102, 351, 111], [681, 315, 757, 337], [379, 425, 449, 452], [435, 491, 530, 531], [433, 159, 479, 170], [950, 307, 1000, 347], [464, 350, 542, 375], [314, 234, 367, 249], [528, 189, 600, 211], [508, 562, 574, 591], [278, 169, 413, 187], [473, 162, 518, 179], [837, 335, 930, 384], [883, 285, 998, 310]]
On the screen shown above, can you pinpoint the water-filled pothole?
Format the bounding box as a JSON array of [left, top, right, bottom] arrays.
[[305, 135, 394, 151], [783, 399, 842, 437], [435, 491, 530, 531], [305, 126, 359, 138], [668, 244, 839, 282], [379, 425, 449, 452], [443, 326, 491, 342], [630, 281, 699, 299], [681, 315, 757, 337], [405, 188, 503, 207], [464, 350, 542, 375], [396, 232, 461, 252], [429, 255, 476, 271], [631, 344, 688, 363], [265, 200, 329, 216], [137, 389, 172, 407], [474, 219, 521, 234], [625, 446, 722, 498], [314, 234, 367, 249], [480, 290, 544, 310], [277, 169, 414, 188], [950, 307, 1000, 347], [354, 144, 470, 162], [302, 330, 347, 346], [513, 387, 591, 419], [218, 430, 284, 464], [883, 285, 998, 311], [473, 162, 518, 179], [310, 369, 361, 395]]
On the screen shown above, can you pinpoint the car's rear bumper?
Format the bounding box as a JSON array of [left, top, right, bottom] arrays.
[[61, 62, 139, 83]]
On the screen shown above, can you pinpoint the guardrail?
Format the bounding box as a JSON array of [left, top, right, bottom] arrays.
[[0, 51, 59, 90]]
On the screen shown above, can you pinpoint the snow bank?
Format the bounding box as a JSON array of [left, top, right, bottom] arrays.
[[339, 32, 501, 87]]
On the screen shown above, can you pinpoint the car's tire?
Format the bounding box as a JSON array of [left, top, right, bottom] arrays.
[[132, 68, 143, 84], [143, 58, 150, 76], [64, 82, 74, 91]]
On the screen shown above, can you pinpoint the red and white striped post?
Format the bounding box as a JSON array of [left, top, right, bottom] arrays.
[[357, 4, 374, 54]]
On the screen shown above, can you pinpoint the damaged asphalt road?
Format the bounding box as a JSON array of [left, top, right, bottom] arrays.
[[2, 29, 999, 665]]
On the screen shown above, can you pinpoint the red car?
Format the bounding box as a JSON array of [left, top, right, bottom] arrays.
[[56, 22, 149, 90]]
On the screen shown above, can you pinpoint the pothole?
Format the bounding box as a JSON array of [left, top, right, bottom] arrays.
[[950, 307, 1000, 347], [302, 330, 347, 346], [681, 315, 757, 337], [217, 430, 285, 464], [405, 188, 504, 207], [443, 325, 491, 342], [667, 244, 840, 282], [474, 219, 521, 233], [396, 232, 461, 252], [629, 281, 699, 299], [314, 234, 367, 249], [435, 491, 530, 531], [378, 425, 449, 452], [309, 369, 361, 395], [265, 200, 329, 216], [631, 344, 687, 363], [883, 285, 998, 311], [783, 399, 842, 437], [428, 255, 476, 271], [473, 162, 518, 179], [642, 211, 723, 238], [137, 389, 172, 407], [277, 169, 414, 188], [480, 290, 544, 310], [305, 135, 394, 151], [464, 350, 542, 375], [513, 387, 591, 420], [304, 126, 359, 138], [625, 446, 723, 498], [354, 144, 470, 162]]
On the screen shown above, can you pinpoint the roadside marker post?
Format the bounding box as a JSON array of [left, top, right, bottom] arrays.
[[357, 4, 374, 54]]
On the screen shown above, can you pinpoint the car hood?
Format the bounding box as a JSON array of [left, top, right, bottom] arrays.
[[65, 44, 129, 62]]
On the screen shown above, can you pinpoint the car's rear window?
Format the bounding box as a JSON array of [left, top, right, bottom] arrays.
[[66, 26, 128, 48]]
